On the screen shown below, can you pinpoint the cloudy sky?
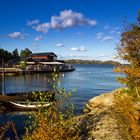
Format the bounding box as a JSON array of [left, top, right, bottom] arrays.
[[0, 0, 140, 61]]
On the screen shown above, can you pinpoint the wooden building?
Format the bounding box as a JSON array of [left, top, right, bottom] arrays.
[[30, 52, 57, 62], [23, 52, 66, 66]]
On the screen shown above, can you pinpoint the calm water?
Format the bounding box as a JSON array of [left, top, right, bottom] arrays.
[[0, 64, 122, 112], [0, 64, 122, 139]]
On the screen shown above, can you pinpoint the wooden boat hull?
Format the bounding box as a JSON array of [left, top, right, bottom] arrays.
[[0, 90, 55, 111], [0, 95, 26, 102], [0, 91, 55, 102], [4, 101, 52, 111]]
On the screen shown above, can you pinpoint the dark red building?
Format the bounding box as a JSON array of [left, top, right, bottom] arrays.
[[30, 52, 57, 62]]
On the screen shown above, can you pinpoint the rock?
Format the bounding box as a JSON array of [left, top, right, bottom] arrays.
[[89, 92, 114, 106], [85, 103, 93, 111], [75, 88, 132, 140], [83, 108, 90, 113], [85, 88, 126, 112]]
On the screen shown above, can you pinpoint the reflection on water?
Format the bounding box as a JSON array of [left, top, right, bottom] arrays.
[[1, 73, 58, 94], [0, 64, 122, 112]]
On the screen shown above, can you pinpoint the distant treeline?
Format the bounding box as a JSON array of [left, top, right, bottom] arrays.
[[0, 48, 32, 64], [65, 59, 121, 65]]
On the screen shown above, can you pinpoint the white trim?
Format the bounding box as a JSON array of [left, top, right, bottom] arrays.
[[10, 101, 51, 109], [26, 62, 35, 64], [39, 62, 64, 65]]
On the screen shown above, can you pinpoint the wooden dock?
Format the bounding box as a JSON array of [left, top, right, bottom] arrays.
[[0, 68, 24, 75], [0, 67, 75, 75]]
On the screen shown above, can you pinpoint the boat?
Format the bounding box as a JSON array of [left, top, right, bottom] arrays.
[[0, 92, 55, 111], [3, 101, 52, 111], [0, 91, 55, 111], [0, 94, 26, 102]]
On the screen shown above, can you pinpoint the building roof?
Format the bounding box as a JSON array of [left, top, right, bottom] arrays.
[[31, 52, 57, 57]]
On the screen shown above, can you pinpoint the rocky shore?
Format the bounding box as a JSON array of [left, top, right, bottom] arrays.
[[75, 88, 135, 140]]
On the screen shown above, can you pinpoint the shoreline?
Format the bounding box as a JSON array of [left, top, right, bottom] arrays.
[[73, 88, 139, 140], [1, 88, 139, 139]]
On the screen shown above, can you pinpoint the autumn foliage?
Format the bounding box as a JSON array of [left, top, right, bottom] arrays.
[[114, 11, 140, 140], [114, 92, 140, 140], [24, 69, 80, 140], [114, 11, 140, 98], [24, 105, 80, 140]]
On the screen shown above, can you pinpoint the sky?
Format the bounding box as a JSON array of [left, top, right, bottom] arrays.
[[0, 0, 140, 61]]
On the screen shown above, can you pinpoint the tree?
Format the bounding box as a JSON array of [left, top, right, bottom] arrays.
[[0, 48, 13, 63], [115, 11, 140, 97], [20, 48, 32, 58], [12, 48, 20, 61]]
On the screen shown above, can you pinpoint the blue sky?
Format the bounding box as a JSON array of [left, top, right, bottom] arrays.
[[0, 0, 140, 61]]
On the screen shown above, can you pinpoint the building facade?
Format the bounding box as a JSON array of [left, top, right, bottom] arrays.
[[30, 52, 57, 62]]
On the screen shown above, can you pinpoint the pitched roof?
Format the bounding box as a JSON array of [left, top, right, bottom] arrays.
[[31, 52, 57, 57]]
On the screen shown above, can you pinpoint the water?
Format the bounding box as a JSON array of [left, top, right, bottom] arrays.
[[0, 64, 123, 138], [0, 64, 122, 113]]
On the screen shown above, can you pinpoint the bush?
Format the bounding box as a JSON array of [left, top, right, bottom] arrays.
[[23, 69, 80, 140]]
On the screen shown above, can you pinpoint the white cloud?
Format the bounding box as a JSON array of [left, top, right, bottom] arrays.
[[8, 32, 26, 39], [56, 43, 64, 47], [32, 10, 97, 33], [32, 43, 39, 46], [104, 26, 110, 29], [70, 46, 87, 52], [64, 54, 88, 59], [70, 47, 79, 51], [96, 32, 103, 39], [110, 30, 115, 34], [104, 26, 120, 32], [34, 35, 43, 41], [33, 23, 50, 33], [96, 32, 113, 41], [27, 19, 40, 26], [77, 31, 83, 35], [102, 36, 113, 41], [50, 10, 97, 29], [117, 32, 121, 34], [112, 27, 120, 30], [96, 32, 103, 36]]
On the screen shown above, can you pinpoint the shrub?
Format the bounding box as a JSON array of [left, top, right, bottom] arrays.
[[114, 11, 140, 98], [24, 69, 80, 140], [114, 90, 140, 140]]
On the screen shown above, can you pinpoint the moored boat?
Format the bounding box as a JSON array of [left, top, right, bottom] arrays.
[[4, 101, 52, 111], [0, 91, 56, 111]]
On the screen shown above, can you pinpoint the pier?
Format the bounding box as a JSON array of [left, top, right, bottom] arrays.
[[0, 65, 75, 75], [0, 68, 24, 75]]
